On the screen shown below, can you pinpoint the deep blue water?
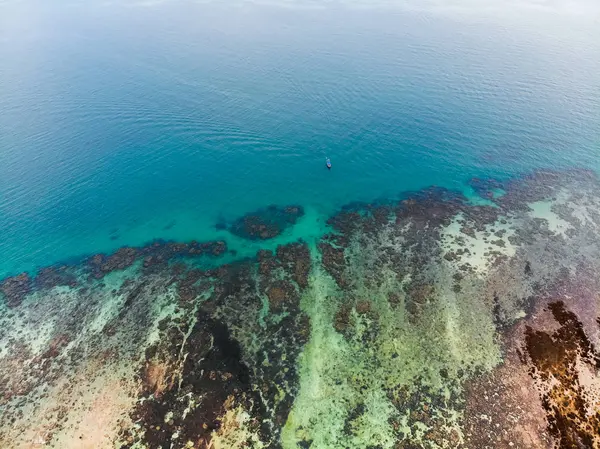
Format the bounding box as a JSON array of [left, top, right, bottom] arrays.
[[0, 1, 599, 278]]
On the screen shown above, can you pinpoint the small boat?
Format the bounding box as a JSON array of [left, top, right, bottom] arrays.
[[326, 158, 331, 169]]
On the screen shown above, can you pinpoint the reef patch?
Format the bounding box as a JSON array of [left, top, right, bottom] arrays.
[[229, 205, 305, 240], [0, 272, 32, 307], [87, 239, 227, 279]]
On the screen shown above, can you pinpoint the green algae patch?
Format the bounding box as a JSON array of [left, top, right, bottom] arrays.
[[282, 230, 503, 449]]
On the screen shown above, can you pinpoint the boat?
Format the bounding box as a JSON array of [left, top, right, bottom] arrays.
[[326, 158, 331, 169]]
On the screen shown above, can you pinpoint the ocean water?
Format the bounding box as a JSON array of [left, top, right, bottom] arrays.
[[0, 1, 599, 276]]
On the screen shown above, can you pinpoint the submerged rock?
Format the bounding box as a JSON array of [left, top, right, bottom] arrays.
[[35, 266, 77, 290], [0, 272, 32, 307], [229, 205, 305, 240], [86, 239, 228, 279]]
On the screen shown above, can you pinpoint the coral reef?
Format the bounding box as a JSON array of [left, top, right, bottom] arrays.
[[2, 169, 600, 448], [87, 240, 227, 279], [0, 273, 32, 307], [229, 205, 305, 240]]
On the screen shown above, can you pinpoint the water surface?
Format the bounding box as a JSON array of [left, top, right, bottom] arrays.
[[1, 1, 599, 277]]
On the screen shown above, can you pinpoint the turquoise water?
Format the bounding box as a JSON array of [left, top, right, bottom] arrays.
[[0, 1, 599, 278]]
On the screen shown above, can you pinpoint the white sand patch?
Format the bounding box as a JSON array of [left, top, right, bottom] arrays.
[[526, 187, 600, 236], [528, 200, 573, 237], [48, 363, 138, 449], [440, 213, 516, 276], [85, 292, 126, 336], [574, 357, 600, 418], [82, 264, 140, 335], [3, 356, 139, 449]]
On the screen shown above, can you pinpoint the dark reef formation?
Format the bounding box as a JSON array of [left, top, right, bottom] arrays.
[[87, 239, 227, 279], [117, 241, 312, 448], [229, 205, 304, 240], [0, 273, 32, 308], [122, 311, 260, 448]]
